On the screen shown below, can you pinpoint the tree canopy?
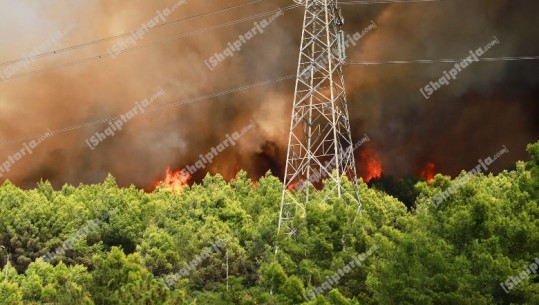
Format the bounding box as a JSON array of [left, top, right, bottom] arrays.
[[0, 141, 537, 304]]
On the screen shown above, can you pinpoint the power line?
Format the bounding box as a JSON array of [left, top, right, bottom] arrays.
[[3, 54, 538, 144], [339, 0, 444, 5], [2, 54, 538, 145], [2, 4, 300, 81], [346, 56, 539, 65], [0, 75, 295, 146], [1, 0, 445, 81], [0, 0, 265, 67], [0, 0, 442, 69]]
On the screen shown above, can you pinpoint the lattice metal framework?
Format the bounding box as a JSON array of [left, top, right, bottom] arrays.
[[277, 0, 360, 239]]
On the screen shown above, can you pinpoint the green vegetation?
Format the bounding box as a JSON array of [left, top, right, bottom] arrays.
[[0, 141, 538, 304]]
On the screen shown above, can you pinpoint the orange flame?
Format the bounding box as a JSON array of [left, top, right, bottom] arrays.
[[154, 167, 191, 192], [360, 148, 383, 182], [287, 181, 297, 191], [419, 162, 436, 183]]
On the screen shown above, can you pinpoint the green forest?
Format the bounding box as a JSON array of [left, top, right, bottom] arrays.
[[0, 141, 538, 305]]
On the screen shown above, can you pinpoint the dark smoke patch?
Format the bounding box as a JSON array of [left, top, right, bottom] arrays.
[[253, 141, 282, 179]]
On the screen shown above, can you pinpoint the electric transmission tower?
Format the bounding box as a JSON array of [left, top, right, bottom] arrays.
[[277, 0, 360, 240]]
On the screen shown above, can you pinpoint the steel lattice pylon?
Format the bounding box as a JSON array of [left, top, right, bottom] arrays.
[[277, 0, 360, 240]]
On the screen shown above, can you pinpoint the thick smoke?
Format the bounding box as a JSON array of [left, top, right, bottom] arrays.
[[0, 0, 537, 189]]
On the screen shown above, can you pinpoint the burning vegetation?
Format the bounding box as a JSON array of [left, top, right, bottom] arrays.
[[419, 162, 436, 182], [359, 147, 383, 182], [154, 167, 191, 192]]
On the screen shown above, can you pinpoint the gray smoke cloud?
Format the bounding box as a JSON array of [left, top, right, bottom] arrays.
[[0, 0, 537, 189]]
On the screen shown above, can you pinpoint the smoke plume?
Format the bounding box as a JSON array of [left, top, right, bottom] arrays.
[[0, 0, 537, 189]]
